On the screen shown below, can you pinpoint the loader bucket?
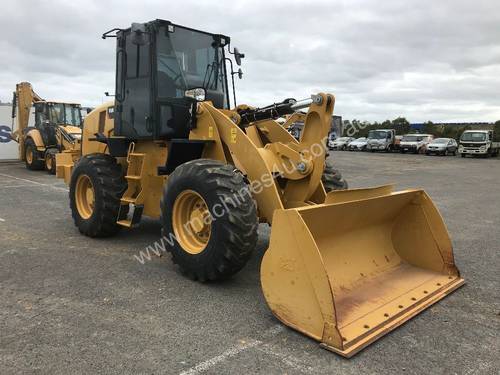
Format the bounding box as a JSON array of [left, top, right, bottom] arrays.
[[261, 186, 464, 358]]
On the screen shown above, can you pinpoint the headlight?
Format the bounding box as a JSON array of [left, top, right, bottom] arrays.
[[184, 88, 206, 101], [480, 145, 486, 150]]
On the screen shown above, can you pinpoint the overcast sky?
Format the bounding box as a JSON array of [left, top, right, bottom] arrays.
[[1, 0, 499, 122]]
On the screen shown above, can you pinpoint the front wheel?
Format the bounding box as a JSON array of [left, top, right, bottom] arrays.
[[45, 149, 58, 174], [322, 160, 348, 192], [161, 159, 259, 282], [69, 154, 127, 237]]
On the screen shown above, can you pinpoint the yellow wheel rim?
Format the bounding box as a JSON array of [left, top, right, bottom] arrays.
[[75, 174, 95, 219], [46, 155, 53, 170], [26, 148, 33, 164], [172, 190, 211, 254]]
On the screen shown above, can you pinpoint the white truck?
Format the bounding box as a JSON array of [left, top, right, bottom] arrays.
[[459, 130, 499, 157], [366, 129, 396, 152]]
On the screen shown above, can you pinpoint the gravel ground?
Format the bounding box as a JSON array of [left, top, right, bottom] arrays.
[[0, 152, 498, 374]]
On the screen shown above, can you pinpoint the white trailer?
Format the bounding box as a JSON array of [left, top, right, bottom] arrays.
[[0, 105, 18, 160]]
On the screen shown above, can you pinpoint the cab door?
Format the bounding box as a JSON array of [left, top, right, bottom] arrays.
[[115, 31, 154, 139]]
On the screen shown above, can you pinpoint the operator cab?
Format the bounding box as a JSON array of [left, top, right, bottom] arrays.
[[34, 102, 82, 128], [34, 101, 82, 146], [106, 20, 243, 140]]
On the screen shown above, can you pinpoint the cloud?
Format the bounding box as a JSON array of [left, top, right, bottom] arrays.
[[1, 0, 499, 122]]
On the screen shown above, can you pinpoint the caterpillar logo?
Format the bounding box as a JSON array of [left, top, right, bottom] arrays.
[[0, 125, 12, 143]]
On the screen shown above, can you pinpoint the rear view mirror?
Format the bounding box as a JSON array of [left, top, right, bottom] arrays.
[[234, 47, 245, 66], [237, 68, 243, 79], [131, 23, 148, 46]]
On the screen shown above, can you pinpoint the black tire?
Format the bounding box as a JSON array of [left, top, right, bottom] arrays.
[[461, 153, 466, 158], [401, 150, 406, 154], [322, 159, 348, 192], [24, 138, 44, 170], [45, 149, 58, 174], [161, 159, 259, 282], [69, 154, 127, 237]]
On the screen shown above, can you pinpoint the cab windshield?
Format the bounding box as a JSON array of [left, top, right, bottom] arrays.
[[48, 103, 82, 127], [460, 132, 487, 142], [156, 26, 229, 108], [368, 130, 388, 139]]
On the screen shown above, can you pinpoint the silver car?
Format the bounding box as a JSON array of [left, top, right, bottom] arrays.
[[426, 138, 458, 156], [328, 137, 354, 151]]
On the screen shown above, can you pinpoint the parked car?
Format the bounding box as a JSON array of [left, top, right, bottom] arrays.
[[348, 137, 368, 151], [366, 129, 396, 152], [459, 130, 500, 158], [328, 136, 354, 150], [426, 138, 458, 156], [400, 134, 434, 154], [394, 135, 404, 151]]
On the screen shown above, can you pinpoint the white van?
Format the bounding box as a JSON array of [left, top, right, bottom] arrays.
[[400, 134, 434, 154]]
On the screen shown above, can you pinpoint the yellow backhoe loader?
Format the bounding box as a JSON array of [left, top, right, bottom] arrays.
[[57, 20, 464, 357], [11, 82, 82, 173]]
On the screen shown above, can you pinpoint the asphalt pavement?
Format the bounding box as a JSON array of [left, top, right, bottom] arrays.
[[0, 152, 498, 374]]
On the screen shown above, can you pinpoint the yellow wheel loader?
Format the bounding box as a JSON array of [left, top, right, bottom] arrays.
[[57, 20, 464, 357], [11, 82, 82, 174]]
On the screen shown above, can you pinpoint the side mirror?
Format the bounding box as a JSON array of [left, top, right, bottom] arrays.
[[131, 23, 148, 46], [234, 47, 245, 66], [185, 88, 206, 102], [237, 68, 243, 79]]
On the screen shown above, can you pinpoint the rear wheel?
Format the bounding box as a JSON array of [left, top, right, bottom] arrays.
[[322, 159, 348, 192], [24, 138, 44, 170], [161, 159, 259, 282], [69, 154, 127, 237]]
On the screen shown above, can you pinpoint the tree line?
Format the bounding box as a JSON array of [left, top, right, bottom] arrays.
[[343, 118, 500, 141]]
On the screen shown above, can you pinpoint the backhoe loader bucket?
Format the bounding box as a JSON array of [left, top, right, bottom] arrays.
[[261, 186, 464, 358]]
